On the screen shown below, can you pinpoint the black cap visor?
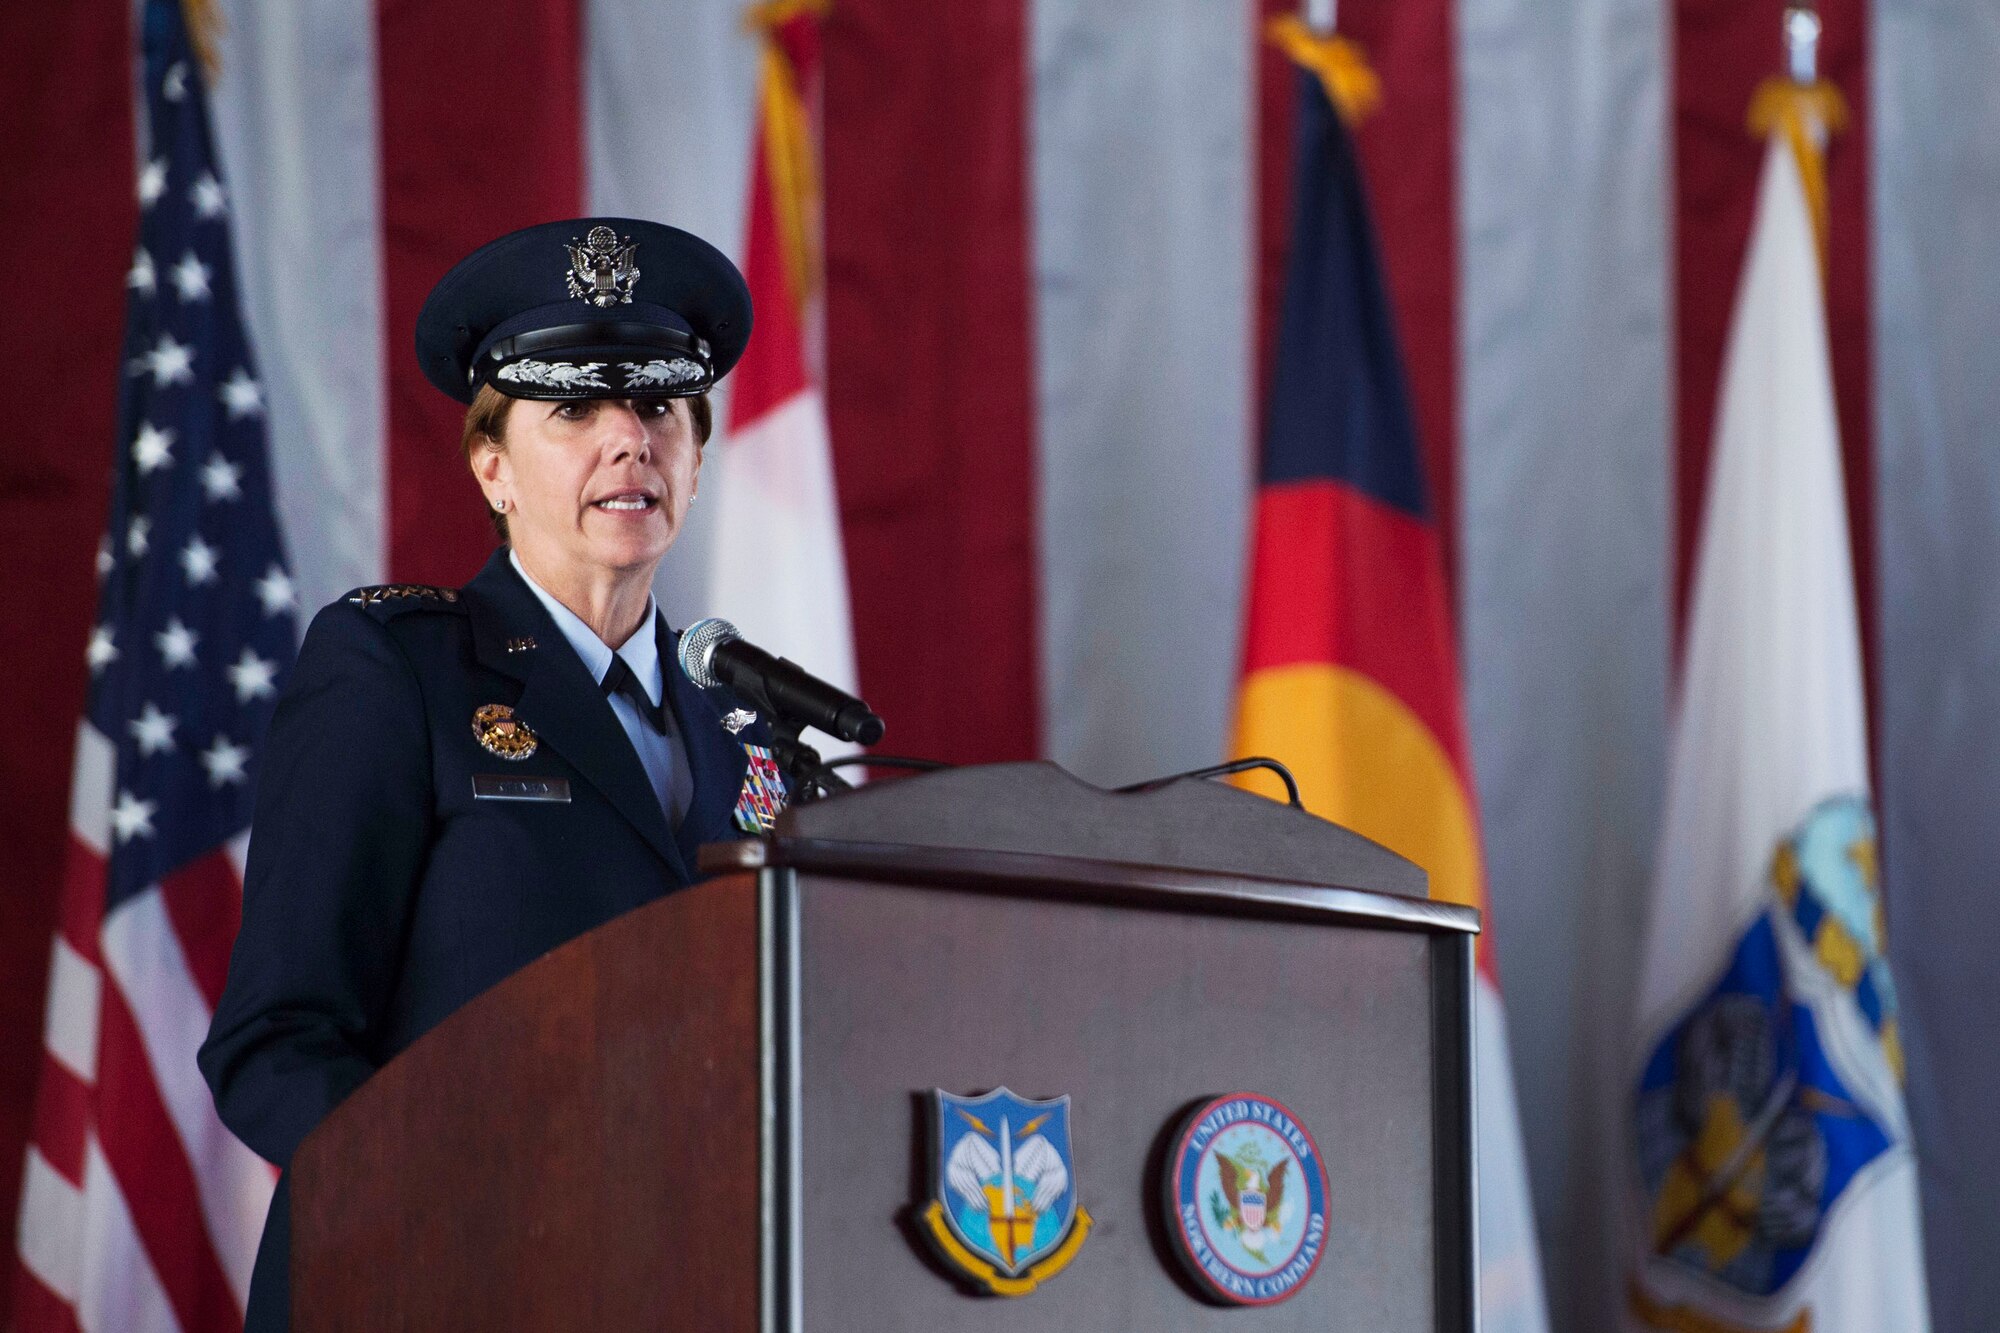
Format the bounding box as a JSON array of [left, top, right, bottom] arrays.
[[475, 309, 714, 401]]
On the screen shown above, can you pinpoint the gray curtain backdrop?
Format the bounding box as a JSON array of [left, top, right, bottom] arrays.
[[1874, 3, 2000, 1330], [1455, 2, 1671, 1331], [210, 0, 387, 612], [1030, 0, 1255, 788]]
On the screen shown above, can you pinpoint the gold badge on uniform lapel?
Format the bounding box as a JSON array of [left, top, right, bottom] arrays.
[[472, 703, 537, 761]]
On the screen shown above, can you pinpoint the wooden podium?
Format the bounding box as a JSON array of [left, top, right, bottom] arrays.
[[289, 762, 1479, 1330]]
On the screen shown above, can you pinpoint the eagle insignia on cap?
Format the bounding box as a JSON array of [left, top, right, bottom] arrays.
[[565, 225, 640, 307]]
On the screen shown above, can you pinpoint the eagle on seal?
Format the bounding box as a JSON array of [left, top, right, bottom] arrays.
[[1217, 1153, 1290, 1259]]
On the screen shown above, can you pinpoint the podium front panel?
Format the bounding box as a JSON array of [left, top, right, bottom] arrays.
[[776, 868, 1466, 1331], [287, 768, 1476, 1332]]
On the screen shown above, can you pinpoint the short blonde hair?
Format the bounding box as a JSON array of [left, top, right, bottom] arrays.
[[462, 385, 714, 540]]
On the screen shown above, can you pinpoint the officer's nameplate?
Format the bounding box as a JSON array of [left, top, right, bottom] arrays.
[[471, 775, 571, 802]]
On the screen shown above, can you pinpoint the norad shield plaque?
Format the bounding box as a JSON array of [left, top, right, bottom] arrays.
[[921, 1087, 1092, 1296]]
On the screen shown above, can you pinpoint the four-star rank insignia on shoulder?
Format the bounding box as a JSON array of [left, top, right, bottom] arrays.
[[348, 583, 459, 608], [921, 1087, 1091, 1296]]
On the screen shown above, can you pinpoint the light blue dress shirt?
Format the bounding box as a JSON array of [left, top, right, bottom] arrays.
[[510, 550, 693, 827]]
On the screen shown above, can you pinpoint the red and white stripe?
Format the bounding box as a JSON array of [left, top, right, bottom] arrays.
[[15, 724, 275, 1331], [708, 14, 859, 697]]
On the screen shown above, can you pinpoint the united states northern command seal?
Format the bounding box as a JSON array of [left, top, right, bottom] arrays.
[[920, 1087, 1092, 1296], [1163, 1092, 1329, 1306]]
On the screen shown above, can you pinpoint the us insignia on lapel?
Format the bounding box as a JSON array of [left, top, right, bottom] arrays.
[[721, 707, 756, 735], [472, 703, 537, 761], [732, 743, 788, 834]]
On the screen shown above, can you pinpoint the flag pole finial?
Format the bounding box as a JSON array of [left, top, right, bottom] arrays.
[[1784, 6, 1821, 85], [1749, 5, 1847, 263], [1269, 4, 1378, 127]]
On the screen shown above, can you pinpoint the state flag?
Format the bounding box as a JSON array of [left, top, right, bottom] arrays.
[[1232, 25, 1550, 1330]]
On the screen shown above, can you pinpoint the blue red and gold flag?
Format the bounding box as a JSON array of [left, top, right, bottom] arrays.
[[1231, 33, 1549, 1331], [1232, 36, 1481, 935]]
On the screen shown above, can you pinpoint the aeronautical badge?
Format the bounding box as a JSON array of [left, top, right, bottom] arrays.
[[721, 707, 756, 735], [731, 743, 787, 834], [922, 1087, 1092, 1296], [1163, 1092, 1329, 1305], [565, 224, 639, 307], [471, 703, 537, 761]]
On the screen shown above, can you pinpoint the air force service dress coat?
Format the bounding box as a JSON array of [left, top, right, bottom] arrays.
[[198, 547, 778, 1331]]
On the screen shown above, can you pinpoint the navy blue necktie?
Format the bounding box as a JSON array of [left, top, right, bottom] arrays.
[[600, 655, 668, 735]]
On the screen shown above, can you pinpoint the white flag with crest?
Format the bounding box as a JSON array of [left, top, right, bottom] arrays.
[[1626, 124, 1930, 1333]]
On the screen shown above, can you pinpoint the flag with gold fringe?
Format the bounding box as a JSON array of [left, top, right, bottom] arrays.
[[708, 0, 859, 703], [1625, 68, 1930, 1333], [1231, 28, 1550, 1332]]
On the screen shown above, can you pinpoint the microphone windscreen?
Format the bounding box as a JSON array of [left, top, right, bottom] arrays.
[[677, 617, 740, 690]]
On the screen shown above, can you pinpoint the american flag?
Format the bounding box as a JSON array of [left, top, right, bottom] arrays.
[[13, 2, 295, 1329]]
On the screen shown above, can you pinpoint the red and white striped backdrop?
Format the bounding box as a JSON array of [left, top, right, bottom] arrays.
[[4, 0, 1998, 1329]]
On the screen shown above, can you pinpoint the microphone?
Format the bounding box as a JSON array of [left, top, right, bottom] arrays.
[[678, 618, 885, 746]]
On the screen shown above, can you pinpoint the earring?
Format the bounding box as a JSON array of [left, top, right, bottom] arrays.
[[493, 499, 508, 513]]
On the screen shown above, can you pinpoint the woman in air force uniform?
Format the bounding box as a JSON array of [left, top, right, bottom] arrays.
[[199, 219, 785, 1331]]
